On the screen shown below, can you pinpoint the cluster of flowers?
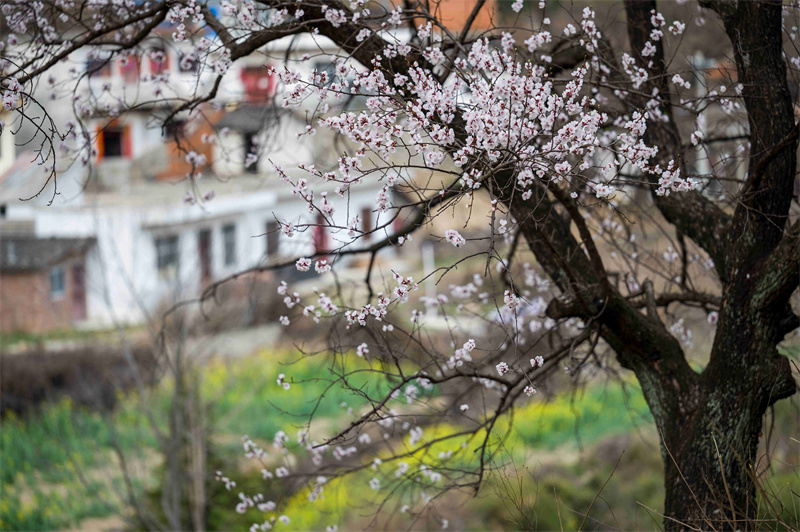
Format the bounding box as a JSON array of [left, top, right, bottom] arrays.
[[2, 77, 20, 110]]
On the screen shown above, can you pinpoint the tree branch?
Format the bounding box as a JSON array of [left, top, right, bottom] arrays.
[[622, 0, 733, 282]]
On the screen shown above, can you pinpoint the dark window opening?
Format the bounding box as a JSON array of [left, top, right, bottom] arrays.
[[266, 220, 280, 258], [313, 61, 337, 87], [163, 119, 186, 140], [223, 224, 237, 266], [50, 266, 66, 299], [198, 229, 212, 283], [102, 129, 124, 158], [243, 132, 258, 173], [87, 58, 112, 78], [361, 207, 373, 235], [178, 52, 199, 73], [71, 263, 86, 320], [155, 235, 180, 277]]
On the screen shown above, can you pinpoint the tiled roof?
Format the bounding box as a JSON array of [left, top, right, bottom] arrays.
[[215, 104, 284, 133], [0, 237, 95, 272]]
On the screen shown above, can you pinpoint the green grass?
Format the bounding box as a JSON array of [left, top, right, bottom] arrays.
[[0, 349, 394, 530], [0, 360, 658, 531], [509, 381, 653, 449], [203, 350, 396, 443], [0, 326, 144, 350]]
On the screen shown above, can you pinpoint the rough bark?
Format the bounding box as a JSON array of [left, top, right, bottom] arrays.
[[621, 1, 799, 527]]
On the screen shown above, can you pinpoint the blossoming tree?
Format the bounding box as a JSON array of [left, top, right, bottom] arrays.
[[2, 0, 799, 528]]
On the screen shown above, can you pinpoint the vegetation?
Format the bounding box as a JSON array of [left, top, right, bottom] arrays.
[[2, 345, 797, 530]]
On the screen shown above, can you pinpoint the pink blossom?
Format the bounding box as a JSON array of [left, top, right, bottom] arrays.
[[496, 362, 510, 376], [445, 229, 465, 247], [296, 258, 311, 271]]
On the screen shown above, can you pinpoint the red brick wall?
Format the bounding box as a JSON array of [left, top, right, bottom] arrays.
[[0, 265, 76, 334]]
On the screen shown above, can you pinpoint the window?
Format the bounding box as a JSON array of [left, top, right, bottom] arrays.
[[162, 119, 185, 140], [149, 48, 170, 75], [198, 229, 212, 282], [240, 66, 275, 102], [86, 57, 112, 78], [314, 213, 328, 254], [155, 235, 179, 277], [100, 129, 124, 158], [265, 221, 280, 258], [243, 132, 258, 173], [223, 224, 236, 266], [361, 207, 373, 235], [178, 52, 199, 73], [50, 266, 66, 300], [313, 61, 337, 87], [120, 55, 140, 83]]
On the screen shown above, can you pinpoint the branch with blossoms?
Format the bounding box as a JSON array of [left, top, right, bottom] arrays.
[[218, 304, 598, 530], [7, 0, 800, 527]]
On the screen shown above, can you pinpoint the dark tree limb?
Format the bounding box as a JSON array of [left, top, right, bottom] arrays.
[[622, 0, 733, 283]]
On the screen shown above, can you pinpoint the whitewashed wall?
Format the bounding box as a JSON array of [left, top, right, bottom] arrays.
[[24, 182, 384, 328]]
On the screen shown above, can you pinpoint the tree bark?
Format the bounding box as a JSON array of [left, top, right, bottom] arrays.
[[619, 0, 799, 527], [658, 354, 794, 530], [660, 390, 759, 530], [657, 361, 787, 530]]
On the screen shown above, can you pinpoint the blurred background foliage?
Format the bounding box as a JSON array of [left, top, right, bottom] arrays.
[[2, 343, 797, 531]]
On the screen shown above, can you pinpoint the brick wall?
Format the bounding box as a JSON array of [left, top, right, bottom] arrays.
[[0, 262, 79, 334]]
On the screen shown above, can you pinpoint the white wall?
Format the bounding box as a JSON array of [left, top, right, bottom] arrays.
[[0, 112, 15, 177], [212, 113, 318, 178], [22, 168, 387, 329]]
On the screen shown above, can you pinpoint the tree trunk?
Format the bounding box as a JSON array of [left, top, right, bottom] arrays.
[[658, 384, 764, 530], [650, 322, 796, 530]]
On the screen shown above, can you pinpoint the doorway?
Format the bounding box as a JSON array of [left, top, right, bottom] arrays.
[[198, 229, 212, 286], [71, 263, 87, 321]]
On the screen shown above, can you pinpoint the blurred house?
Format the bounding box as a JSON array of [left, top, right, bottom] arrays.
[[0, 237, 94, 333], [0, 34, 387, 333]]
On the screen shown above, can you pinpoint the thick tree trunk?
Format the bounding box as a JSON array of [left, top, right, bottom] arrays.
[[649, 317, 796, 530], [658, 382, 765, 530], [620, 1, 799, 526]]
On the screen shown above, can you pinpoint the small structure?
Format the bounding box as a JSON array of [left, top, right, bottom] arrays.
[[0, 237, 95, 333]]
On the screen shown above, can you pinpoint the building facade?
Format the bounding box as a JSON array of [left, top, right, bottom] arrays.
[[1, 33, 390, 333]]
